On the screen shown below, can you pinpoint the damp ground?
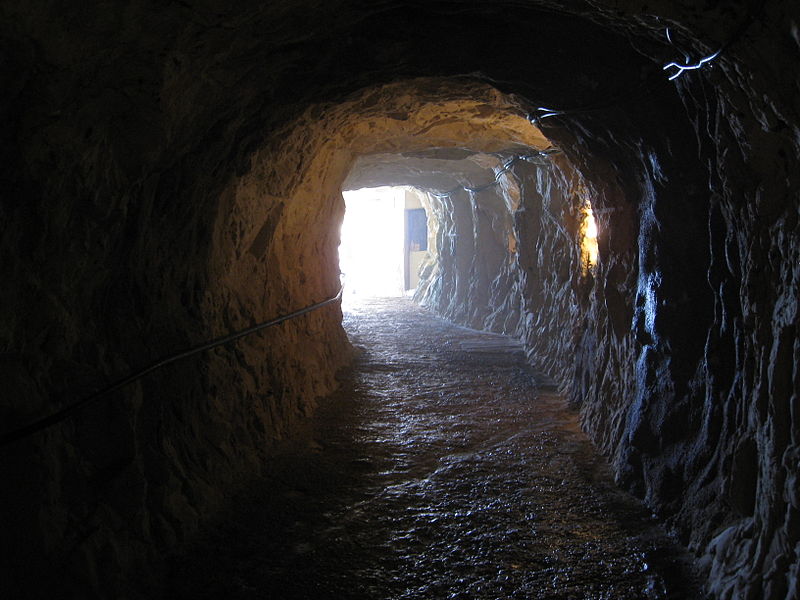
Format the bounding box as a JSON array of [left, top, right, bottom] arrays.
[[164, 297, 704, 599]]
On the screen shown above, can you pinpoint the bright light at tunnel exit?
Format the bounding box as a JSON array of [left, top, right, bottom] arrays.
[[339, 187, 406, 298]]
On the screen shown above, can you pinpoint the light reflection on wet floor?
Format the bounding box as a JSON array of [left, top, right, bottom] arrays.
[[168, 297, 702, 599]]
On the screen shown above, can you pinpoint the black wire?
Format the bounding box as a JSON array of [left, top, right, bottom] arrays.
[[529, 0, 766, 123], [0, 286, 344, 449], [427, 150, 560, 198]]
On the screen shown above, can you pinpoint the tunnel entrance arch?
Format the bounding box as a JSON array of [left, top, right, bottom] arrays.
[[339, 185, 431, 300], [209, 78, 604, 381]]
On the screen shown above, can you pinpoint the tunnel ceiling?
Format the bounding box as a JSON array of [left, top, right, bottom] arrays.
[[1, 0, 660, 201], [343, 150, 538, 191]]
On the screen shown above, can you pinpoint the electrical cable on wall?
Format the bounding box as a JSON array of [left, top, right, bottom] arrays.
[[0, 286, 344, 449], [428, 149, 561, 199], [662, 27, 721, 81], [425, 150, 574, 248], [526, 1, 765, 123], [665, 0, 767, 81]]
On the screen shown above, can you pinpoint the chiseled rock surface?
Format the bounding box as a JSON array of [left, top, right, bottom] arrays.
[[0, 1, 798, 598], [0, 64, 550, 596]]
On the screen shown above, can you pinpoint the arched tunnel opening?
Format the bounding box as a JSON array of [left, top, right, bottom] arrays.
[[339, 186, 409, 299], [1, 1, 798, 598]]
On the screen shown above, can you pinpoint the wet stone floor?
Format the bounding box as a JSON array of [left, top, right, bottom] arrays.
[[167, 297, 702, 599]]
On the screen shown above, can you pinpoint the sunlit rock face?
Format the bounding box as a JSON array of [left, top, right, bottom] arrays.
[[1, 0, 798, 598]]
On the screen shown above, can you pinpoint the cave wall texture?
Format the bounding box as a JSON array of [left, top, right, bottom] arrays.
[[0, 1, 798, 598]]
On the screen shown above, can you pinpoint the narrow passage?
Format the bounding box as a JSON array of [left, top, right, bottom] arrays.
[[168, 297, 700, 599]]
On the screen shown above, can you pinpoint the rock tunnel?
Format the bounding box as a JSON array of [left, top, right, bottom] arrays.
[[0, 1, 798, 598]]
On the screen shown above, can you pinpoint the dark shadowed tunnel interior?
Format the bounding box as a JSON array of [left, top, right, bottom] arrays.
[[0, 1, 798, 598]]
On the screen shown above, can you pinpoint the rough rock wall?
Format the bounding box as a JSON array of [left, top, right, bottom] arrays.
[[513, 158, 593, 390], [414, 154, 588, 359], [564, 4, 800, 598], [406, 3, 800, 598], [0, 0, 798, 598], [416, 154, 588, 383], [418, 75, 799, 600], [0, 15, 353, 600], [0, 62, 549, 597], [416, 178, 526, 336], [655, 50, 800, 600]]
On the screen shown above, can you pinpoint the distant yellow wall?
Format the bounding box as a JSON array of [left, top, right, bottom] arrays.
[[404, 188, 428, 289], [408, 250, 426, 289], [404, 188, 424, 209]]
